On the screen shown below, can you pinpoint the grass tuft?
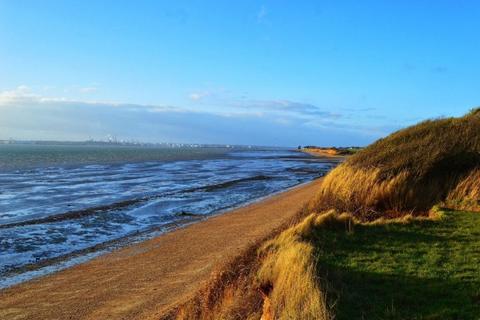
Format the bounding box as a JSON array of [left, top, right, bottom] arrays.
[[256, 211, 354, 320]]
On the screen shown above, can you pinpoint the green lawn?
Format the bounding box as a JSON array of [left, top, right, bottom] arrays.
[[312, 210, 480, 319]]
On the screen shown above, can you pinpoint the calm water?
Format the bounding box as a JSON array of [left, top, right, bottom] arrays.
[[0, 144, 339, 288]]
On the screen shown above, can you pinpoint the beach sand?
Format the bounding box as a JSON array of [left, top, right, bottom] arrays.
[[0, 178, 323, 320], [301, 147, 349, 158]]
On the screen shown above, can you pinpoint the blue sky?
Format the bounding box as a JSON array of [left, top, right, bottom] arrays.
[[1, 1, 479, 146]]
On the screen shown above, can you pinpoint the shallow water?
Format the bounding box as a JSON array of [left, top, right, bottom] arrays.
[[0, 144, 339, 288]]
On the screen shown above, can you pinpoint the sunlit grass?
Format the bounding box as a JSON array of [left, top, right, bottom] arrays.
[[312, 108, 480, 217], [256, 212, 344, 320]]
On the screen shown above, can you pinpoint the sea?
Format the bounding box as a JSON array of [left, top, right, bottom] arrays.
[[0, 143, 340, 288]]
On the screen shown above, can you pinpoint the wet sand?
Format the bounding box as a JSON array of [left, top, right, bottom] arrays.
[[0, 178, 323, 320]]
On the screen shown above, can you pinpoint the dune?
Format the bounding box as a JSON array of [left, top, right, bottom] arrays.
[[310, 108, 480, 218]]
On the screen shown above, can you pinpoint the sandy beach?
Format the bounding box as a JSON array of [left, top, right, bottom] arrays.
[[0, 178, 323, 320]]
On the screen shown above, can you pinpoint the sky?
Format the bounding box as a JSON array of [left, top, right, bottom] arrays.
[[1, 1, 479, 147]]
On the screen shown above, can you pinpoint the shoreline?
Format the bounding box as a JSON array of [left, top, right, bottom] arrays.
[[0, 177, 322, 289], [0, 177, 324, 320]]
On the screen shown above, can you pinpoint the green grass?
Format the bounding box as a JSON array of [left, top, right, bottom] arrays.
[[312, 210, 480, 319]]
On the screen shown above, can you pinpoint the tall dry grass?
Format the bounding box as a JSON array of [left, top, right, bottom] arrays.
[[445, 168, 480, 211], [256, 211, 354, 320], [311, 109, 480, 217]]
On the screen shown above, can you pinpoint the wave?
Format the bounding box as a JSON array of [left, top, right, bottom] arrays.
[[0, 175, 273, 229], [0, 214, 204, 279], [196, 175, 272, 192]]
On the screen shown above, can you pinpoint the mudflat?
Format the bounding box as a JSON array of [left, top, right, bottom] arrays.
[[0, 178, 323, 320]]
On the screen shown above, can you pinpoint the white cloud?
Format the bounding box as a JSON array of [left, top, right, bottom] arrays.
[[189, 91, 211, 101], [79, 86, 98, 93], [186, 89, 339, 120], [265, 100, 334, 116], [0, 87, 389, 146], [227, 98, 341, 120], [16, 85, 29, 92], [0, 85, 38, 105]]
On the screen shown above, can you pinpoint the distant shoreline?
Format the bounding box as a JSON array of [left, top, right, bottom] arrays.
[[299, 146, 357, 158], [0, 139, 291, 150]]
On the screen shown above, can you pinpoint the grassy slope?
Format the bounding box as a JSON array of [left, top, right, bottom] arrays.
[[311, 109, 480, 216], [253, 112, 480, 318], [313, 210, 480, 319]]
